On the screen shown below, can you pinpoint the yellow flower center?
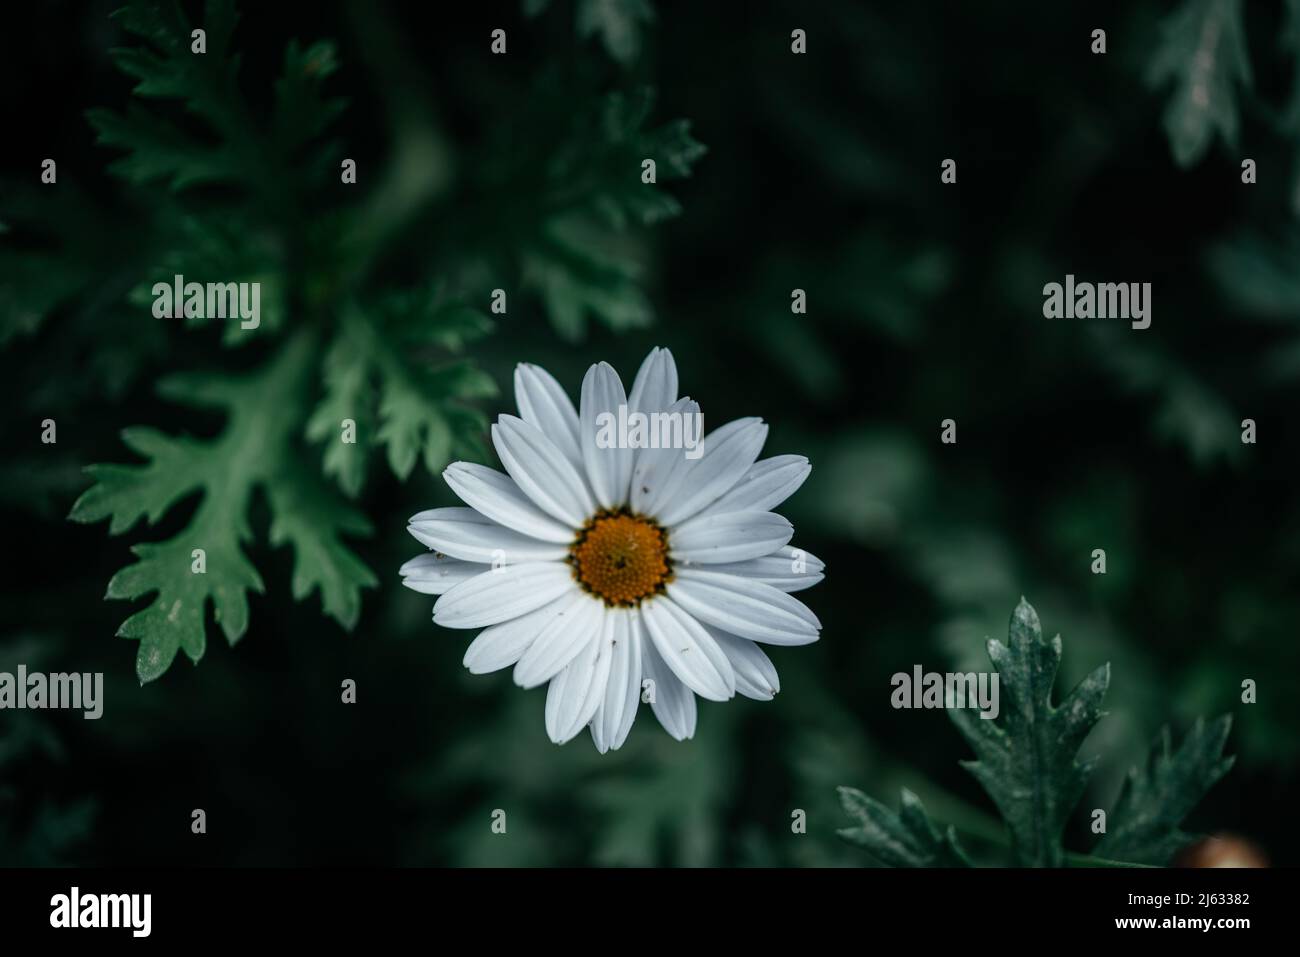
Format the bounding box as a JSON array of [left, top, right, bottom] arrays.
[[570, 510, 672, 607]]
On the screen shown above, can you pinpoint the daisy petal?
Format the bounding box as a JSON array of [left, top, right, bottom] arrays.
[[640, 596, 735, 701], [669, 510, 793, 564], [695, 455, 811, 517], [580, 361, 634, 509], [434, 562, 576, 629], [654, 418, 768, 526], [630, 397, 700, 514], [708, 627, 781, 699], [545, 610, 615, 744], [408, 507, 569, 564], [513, 591, 603, 689], [515, 363, 582, 469], [701, 545, 825, 592], [443, 462, 575, 544], [399, 552, 485, 595], [667, 568, 820, 645], [642, 636, 697, 741], [627, 346, 678, 415], [493, 415, 596, 528], [462, 596, 575, 674], [591, 609, 642, 753]]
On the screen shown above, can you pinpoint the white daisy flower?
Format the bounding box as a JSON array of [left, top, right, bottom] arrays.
[[400, 347, 824, 751]]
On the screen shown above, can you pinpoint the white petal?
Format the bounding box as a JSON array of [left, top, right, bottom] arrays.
[[493, 415, 596, 528], [695, 455, 811, 517], [642, 635, 697, 741], [591, 609, 642, 753], [629, 397, 700, 514], [580, 362, 634, 509], [462, 596, 575, 674], [639, 597, 735, 701], [709, 627, 780, 699], [399, 552, 484, 595], [513, 591, 604, 689], [545, 610, 615, 744], [669, 510, 793, 564], [702, 545, 825, 592], [434, 562, 576, 629], [667, 568, 820, 645], [627, 347, 678, 415], [443, 462, 575, 543], [408, 508, 569, 564], [514, 363, 582, 469], [654, 418, 768, 526]]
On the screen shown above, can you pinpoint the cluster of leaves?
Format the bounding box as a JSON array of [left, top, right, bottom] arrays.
[[0, 0, 704, 683], [838, 600, 1235, 867]]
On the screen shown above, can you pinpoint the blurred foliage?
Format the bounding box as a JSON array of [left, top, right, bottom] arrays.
[[0, 0, 1296, 867]]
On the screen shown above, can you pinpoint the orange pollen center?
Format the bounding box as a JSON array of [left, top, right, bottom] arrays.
[[569, 511, 672, 607]]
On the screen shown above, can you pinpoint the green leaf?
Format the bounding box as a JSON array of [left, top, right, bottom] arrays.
[[306, 304, 494, 492], [90, 0, 249, 190], [272, 40, 346, 157], [522, 217, 654, 341], [837, 786, 972, 867], [515, 87, 705, 337], [87, 104, 240, 190], [950, 598, 1110, 867], [266, 461, 377, 631], [1095, 716, 1236, 865], [125, 213, 288, 345], [1147, 0, 1252, 167], [305, 331, 375, 498], [70, 334, 373, 682], [589, 88, 707, 229], [377, 374, 453, 481], [91, 1, 344, 199]]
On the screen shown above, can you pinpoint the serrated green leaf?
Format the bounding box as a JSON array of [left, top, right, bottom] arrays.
[[1096, 716, 1236, 865], [950, 598, 1110, 867], [93, 0, 343, 199], [69, 426, 210, 535], [1147, 0, 1252, 168], [378, 378, 451, 480], [107, 524, 263, 682], [272, 40, 346, 152], [67, 334, 374, 682], [124, 213, 287, 344], [517, 86, 705, 337], [523, 216, 654, 340], [837, 786, 972, 867], [587, 88, 706, 230], [87, 105, 239, 190], [307, 305, 494, 491], [266, 461, 377, 630], [305, 331, 375, 498], [92, 0, 248, 190]]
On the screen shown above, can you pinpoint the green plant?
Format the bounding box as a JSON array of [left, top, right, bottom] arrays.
[[839, 599, 1235, 867]]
